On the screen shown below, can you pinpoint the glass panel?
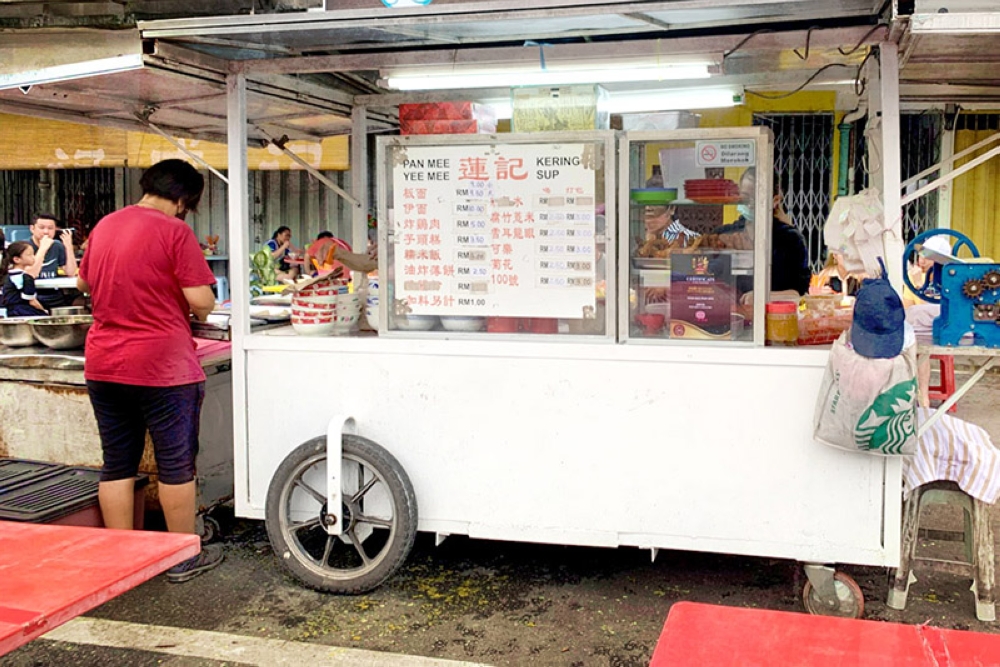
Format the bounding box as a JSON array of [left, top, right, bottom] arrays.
[[381, 137, 610, 337], [627, 137, 757, 343]]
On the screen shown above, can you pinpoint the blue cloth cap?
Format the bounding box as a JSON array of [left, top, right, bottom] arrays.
[[851, 277, 905, 358]]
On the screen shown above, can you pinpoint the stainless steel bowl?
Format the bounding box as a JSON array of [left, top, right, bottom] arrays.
[[0, 318, 41, 347], [29, 315, 93, 350], [51, 306, 87, 317]]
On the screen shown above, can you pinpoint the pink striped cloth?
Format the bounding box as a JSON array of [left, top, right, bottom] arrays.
[[902, 407, 1000, 504]]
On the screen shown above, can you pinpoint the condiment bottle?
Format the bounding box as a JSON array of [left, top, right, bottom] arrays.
[[765, 301, 799, 346]]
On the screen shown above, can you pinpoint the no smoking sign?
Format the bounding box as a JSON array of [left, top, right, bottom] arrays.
[[695, 140, 755, 168]]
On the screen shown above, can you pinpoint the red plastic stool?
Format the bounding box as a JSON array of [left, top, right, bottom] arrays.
[[927, 354, 958, 413]]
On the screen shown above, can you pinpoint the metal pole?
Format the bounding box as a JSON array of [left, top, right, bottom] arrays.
[[226, 67, 251, 515], [876, 42, 904, 288], [351, 105, 369, 254], [901, 130, 1000, 191], [262, 133, 360, 209], [901, 142, 1000, 207], [142, 120, 230, 184]]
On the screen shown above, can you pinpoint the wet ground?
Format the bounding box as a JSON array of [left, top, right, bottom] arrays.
[[6, 374, 1000, 666]]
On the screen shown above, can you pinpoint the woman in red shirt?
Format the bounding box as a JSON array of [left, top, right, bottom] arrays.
[[78, 159, 223, 583]]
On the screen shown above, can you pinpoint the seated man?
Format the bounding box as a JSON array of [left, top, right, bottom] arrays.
[[26, 213, 79, 309]]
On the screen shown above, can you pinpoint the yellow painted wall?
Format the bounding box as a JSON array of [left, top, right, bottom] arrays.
[[0, 113, 349, 171], [951, 126, 1000, 260]]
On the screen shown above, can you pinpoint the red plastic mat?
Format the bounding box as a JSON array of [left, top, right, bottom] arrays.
[[0, 521, 198, 655], [651, 602, 1000, 666]]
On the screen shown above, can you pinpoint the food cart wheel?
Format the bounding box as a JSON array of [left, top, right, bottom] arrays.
[[198, 515, 221, 544], [265, 434, 418, 594], [802, 571, 865, 618]]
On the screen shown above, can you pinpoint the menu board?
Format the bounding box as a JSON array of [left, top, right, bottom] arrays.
[[669, 252, 735, 339], [391, 142, 599, 318]]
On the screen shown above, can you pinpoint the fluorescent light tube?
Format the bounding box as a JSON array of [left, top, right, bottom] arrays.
[[384, 64, 711, 91], [607, 87, 744, 112], [0, 54, 145, 91]]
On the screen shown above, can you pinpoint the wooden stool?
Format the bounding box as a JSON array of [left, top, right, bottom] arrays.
[[887, 480, 996, 621], [928, 354, 958, 413]]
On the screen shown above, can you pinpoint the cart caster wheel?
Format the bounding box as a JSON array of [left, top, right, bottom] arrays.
[[199, 515, 221, 544], [802, 571, 865, 618], [265, 434, 418, 594]]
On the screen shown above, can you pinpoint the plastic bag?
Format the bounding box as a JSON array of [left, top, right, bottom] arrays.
[[824, 188, 899, 277], [813, 332, 918, 455]]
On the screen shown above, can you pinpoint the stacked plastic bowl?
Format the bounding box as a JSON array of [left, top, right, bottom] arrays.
[[333, 292, 362, 334], [365, 275, 379, 329], [291, 287, 337, 335]]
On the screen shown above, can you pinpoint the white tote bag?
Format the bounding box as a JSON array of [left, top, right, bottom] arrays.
[[813, 332, 918, 456]]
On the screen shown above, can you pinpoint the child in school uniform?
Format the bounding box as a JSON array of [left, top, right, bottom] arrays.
[[1, 241, 49, 317]]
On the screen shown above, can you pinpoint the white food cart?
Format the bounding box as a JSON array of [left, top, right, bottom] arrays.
[[230, 122, 900, 617]]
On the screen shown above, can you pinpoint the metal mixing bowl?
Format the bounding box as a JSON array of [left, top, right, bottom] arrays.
[[0, 318, 41, 347], [29, 315, 93, 350], [51, 306, 87, 317]]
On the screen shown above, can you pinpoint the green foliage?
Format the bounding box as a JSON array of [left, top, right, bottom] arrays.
[[249, 249, 277, 297]]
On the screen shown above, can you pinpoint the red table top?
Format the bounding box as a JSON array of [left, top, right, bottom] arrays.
[[651, 602, 1000, 666], [0, 521, 199, 656]]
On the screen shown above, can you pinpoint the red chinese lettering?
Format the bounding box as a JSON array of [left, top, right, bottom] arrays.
[[417, 203, 428, 215], [430, 250, 441, 261], [525, 228, 535, 239], [458, 157, 489, 181], [503, 244, 513, 254], [443, 265, 455, 276], [495, 157, 528, 180]]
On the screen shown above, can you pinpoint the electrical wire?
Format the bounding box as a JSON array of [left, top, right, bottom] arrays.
[[723, 28, 775, 60], [745, 63, 854, 100], [853, 47, 878, 97], [837, 24, 889, 56], [792, 27, 820, 61]]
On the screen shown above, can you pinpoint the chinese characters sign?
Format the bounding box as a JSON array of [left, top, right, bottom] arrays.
[[391, 142, 599, 318]]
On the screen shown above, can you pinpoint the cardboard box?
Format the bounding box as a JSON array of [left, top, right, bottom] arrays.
[[400, 119, 498, 135], [511, 84, 609, 132], [398, 102, 497, 123]]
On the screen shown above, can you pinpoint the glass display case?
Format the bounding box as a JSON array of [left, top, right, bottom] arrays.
[[377, 132, 616, 338], [618, 127, 774, 345]]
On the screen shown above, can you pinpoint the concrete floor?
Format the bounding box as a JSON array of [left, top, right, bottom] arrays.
[[5, 373, 1000, 667]]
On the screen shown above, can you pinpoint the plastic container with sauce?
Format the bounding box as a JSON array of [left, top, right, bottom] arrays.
[[765, 301, 799, 346]]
